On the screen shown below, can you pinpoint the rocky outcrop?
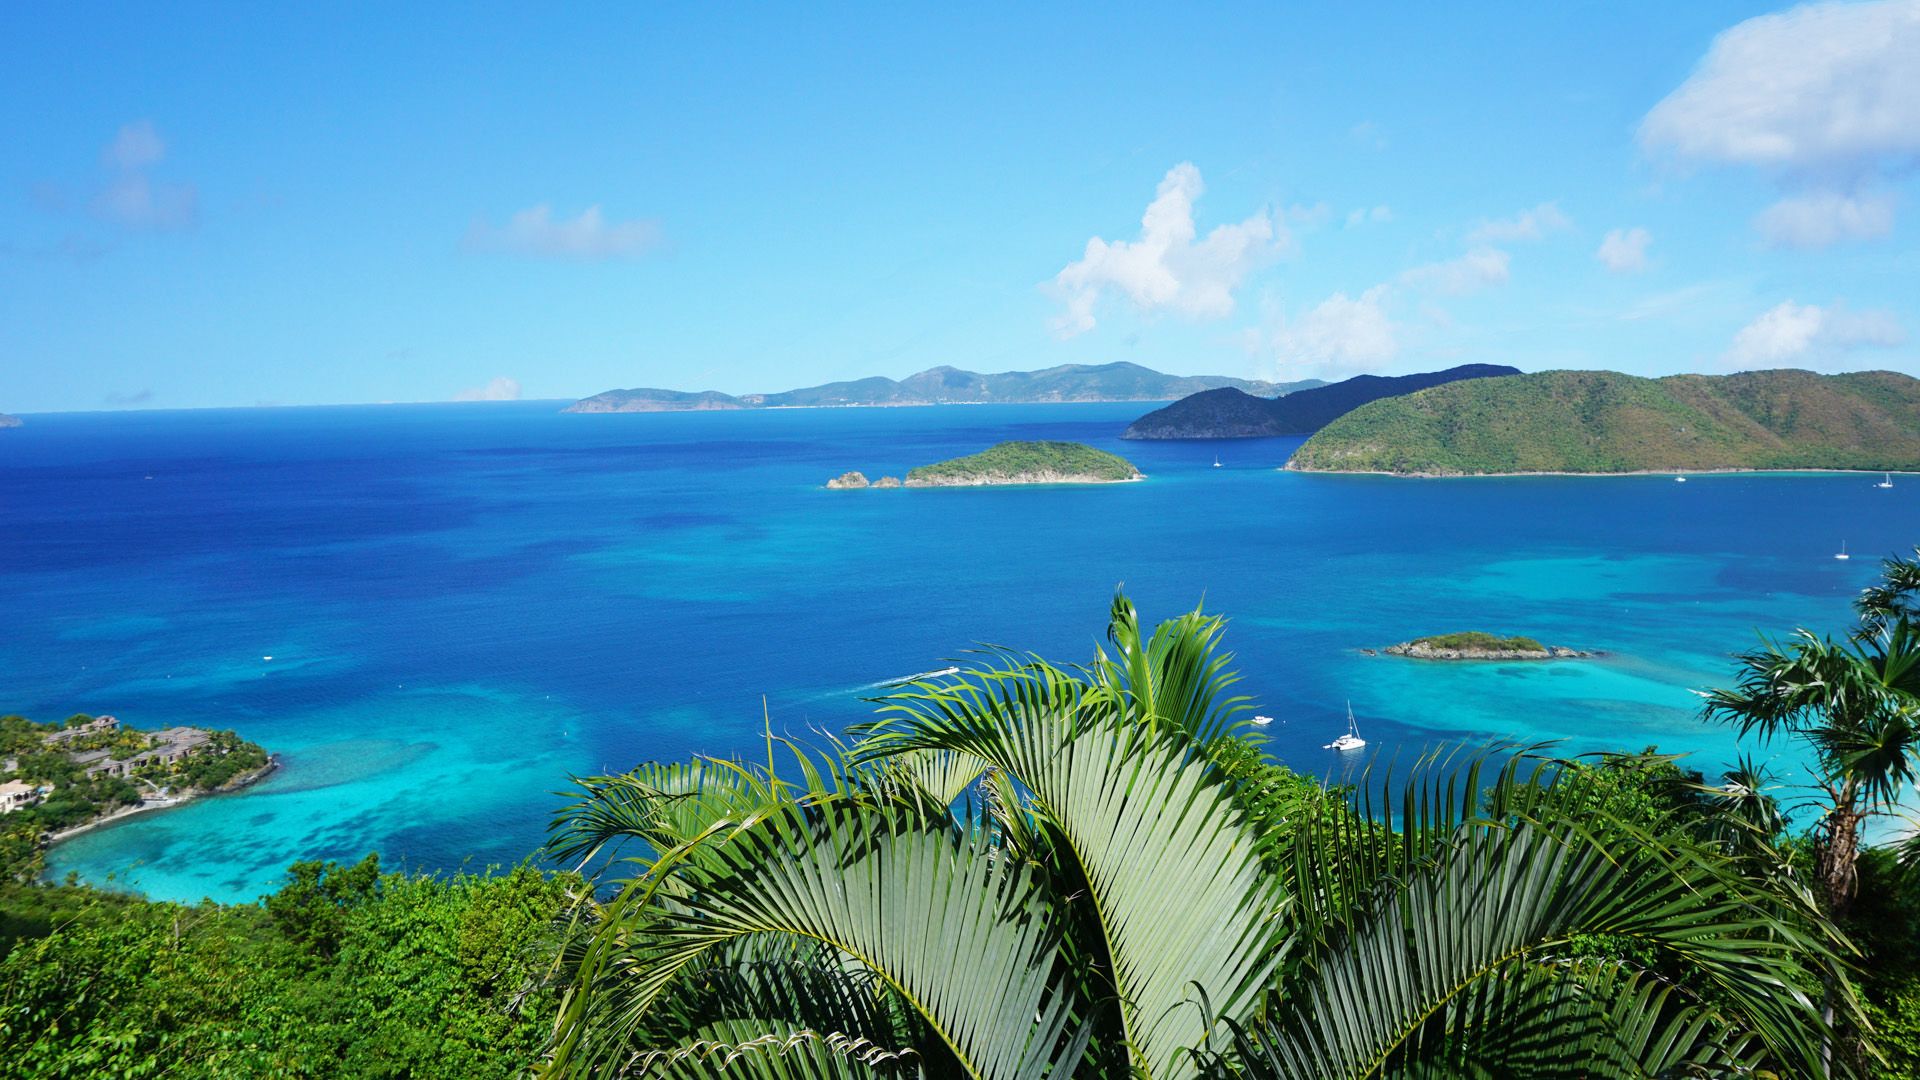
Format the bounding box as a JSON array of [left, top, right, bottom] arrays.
[[0, 414, 21, 429], [826, 471, 871, 489], [872, 476, 902, 488]]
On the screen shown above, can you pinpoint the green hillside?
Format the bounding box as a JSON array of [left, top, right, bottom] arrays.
[[904, 440, 1140, 486], [1290, 369, 1920, 475]]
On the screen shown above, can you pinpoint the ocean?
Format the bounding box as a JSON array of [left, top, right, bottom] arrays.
[[3, 400, 1912, 902]]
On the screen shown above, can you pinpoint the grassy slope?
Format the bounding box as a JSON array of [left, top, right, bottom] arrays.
[[906, 440, 1140, 484], [1291, 369, 1920, 474]]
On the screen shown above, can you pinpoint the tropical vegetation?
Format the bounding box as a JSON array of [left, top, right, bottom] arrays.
[[1122, 363, 1515, 440], [543, 595, 1865, 1077], [904, 440, 1140, 486], [1290, 367, 1920, 475], [1400, 631, 1547, 652], [0, 858, 573, 1079], [11, 574, 1920, 1075]]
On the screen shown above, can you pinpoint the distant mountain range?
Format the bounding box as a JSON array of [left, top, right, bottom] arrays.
[[1121, 364, 1520, 439], [563, 363, 1324, 412], [1289, 368, 1920, 475]]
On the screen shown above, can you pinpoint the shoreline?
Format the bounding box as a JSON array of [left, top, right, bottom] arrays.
[[43, 757, 281, 847], [901, 473, 1146, 489], [1286, 464, 1912, 479]]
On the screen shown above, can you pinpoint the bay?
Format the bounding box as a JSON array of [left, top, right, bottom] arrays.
[[2, 400, 1910, 902]]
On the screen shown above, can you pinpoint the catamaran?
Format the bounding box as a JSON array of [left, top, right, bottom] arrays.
[[1325, 701, 1366, 751], [1878, 472, 1895, 489]]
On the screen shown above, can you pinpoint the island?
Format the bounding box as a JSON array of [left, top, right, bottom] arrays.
[[1122, 364, 1518, 440], [566, 362, 1323, 413], [0, 413, 20, 429], [828, 441, 1142, 488], [1381, 632, 1592, 660], [1, 713, 275, 879], [1289, 368, 1920, 475], [905, 441, 1142, 486]]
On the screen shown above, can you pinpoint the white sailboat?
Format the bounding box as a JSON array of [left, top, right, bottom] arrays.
[[1836, 541, 1850, 561], [1213, 455, 1223, 468], [1325, 701, 1366, 751], [1878, 472, 1895, 489], [1250, 714, 1273, 726]]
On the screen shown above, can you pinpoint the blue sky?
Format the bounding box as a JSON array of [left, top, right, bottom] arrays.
[[3, 2, 1916, 412]]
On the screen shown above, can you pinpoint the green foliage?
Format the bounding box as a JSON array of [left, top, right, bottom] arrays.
[[904, 440, 1140, 484], [548, 596, 1858, 1077], [0, 859, 574, 1079], [1292, 367, 1920, 474], [1408, 630, 1546, 652]]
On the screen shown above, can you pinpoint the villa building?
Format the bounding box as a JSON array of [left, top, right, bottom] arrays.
[[0, 779, 40, 814]]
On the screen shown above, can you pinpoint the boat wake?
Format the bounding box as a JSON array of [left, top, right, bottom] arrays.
[[864, 665, 962, 690]]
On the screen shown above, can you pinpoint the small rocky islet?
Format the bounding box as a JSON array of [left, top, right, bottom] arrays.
[[827, 440, 1142, 489], [1372, 631, 1594, 660]]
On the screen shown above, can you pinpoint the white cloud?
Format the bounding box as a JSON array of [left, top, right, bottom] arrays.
[[1723, 300, 1904, 368], [1467, 202, 1572, 244], [1401, 247, 1511, 295], [1754, 190, 1896, 248], [1596, 227, 1652, 273], [1346, 205, 1393, 227], [1049, 162, 1283, 337], [89, 121, 197, 231], [455, 377, 523, 402], [1642, 0, 1920, 247], [103, 121, 166, 170], [93, 173, 198, 229], [465, 204, 662, 260], [1275, 286, 1399, 376], [1641, 0, 1920, 171]]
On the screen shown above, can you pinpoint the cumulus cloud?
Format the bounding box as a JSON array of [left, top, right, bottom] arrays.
[[1754, 190, 1896, 248], [1274, 286, 1399, 376], [1049, 162, 1283, 337], [1400, 248, 1511, 295], [1346, 205, 1393, 227], [455, 377, 523, 402], [1642, 0, 1920, 170], [1596, 227, 1653, 273], [1723, 300, 1905, 368], [1467, 202, 1572, 244], [89, 121, 197, 231], [465, 205, 662, 260], [1642, 0, 1920, 245]]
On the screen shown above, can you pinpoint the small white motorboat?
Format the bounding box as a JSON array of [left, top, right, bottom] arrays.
[[1325, 701, 1366, 751], [1250, 714, 1273, 726], [1674, 476, 1687, 483]]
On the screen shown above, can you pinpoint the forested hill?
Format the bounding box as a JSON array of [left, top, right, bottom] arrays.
[[564, 362, 1323, 412], [1121, 364, 1519, 439], [1289, 368, 1920, 475]]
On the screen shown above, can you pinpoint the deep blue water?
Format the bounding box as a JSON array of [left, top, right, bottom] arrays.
[[3, 400, 1915, 902]]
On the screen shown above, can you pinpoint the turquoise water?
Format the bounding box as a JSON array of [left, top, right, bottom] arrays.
[[3, 401, 1913, 902]]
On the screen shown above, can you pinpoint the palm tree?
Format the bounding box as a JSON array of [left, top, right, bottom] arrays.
[[1701, 550, 1920, 923], [544, 596, 1853, 1078]]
